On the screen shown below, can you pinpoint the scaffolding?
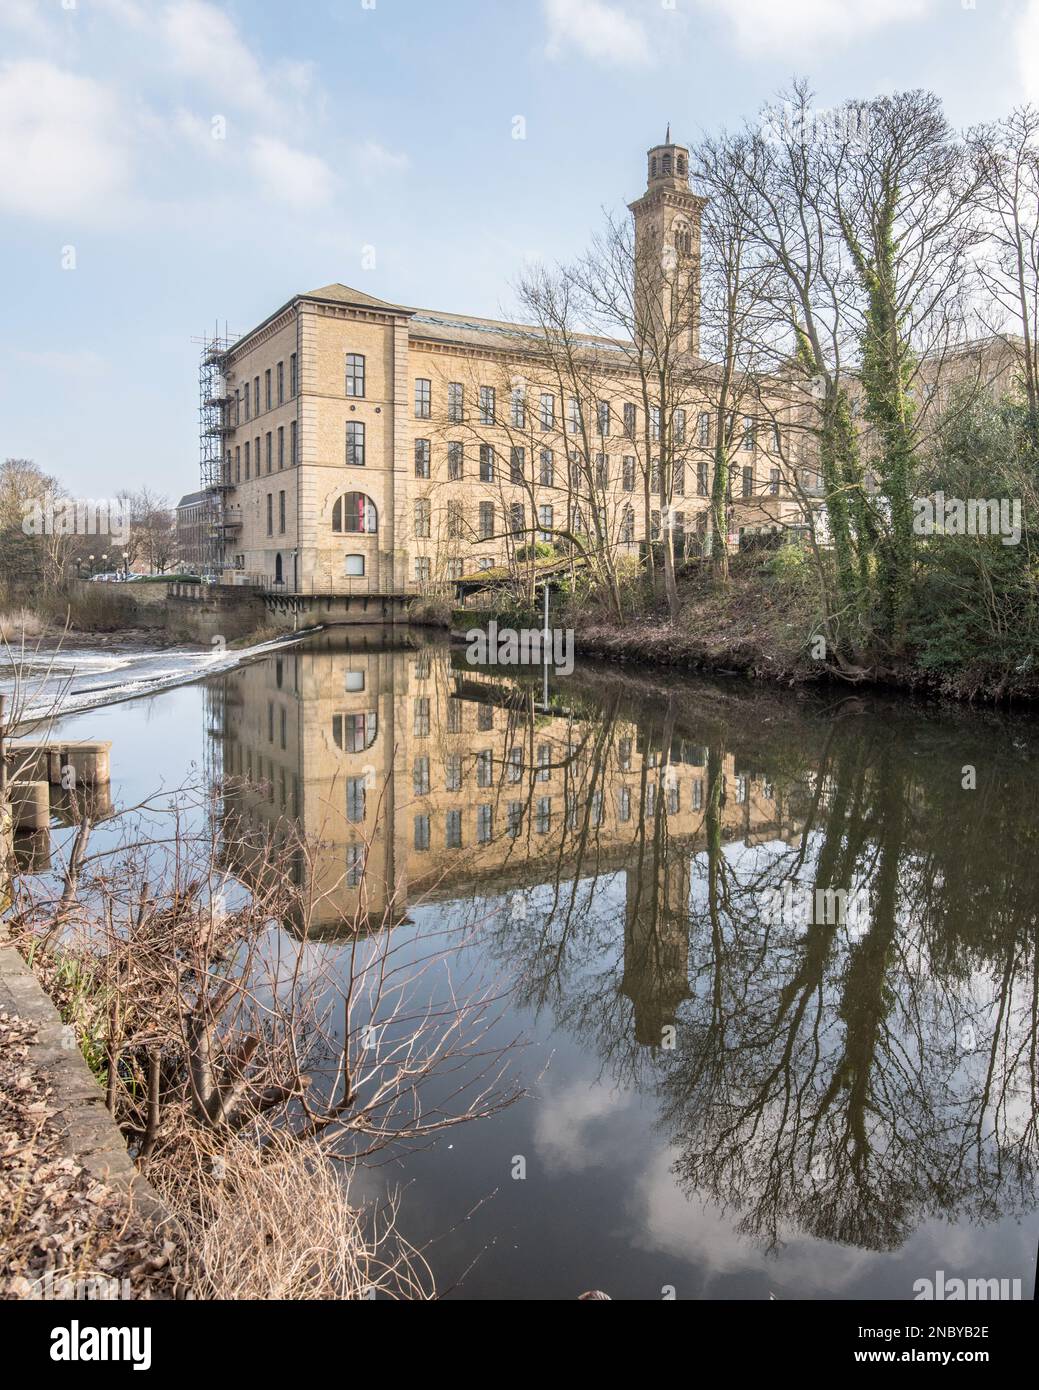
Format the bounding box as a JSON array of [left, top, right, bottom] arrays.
[[196, 327, 235, 577]]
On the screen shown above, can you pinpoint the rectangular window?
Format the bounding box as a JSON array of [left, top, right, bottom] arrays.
[[445, 753, 462, 791], [447, 499, 464, 539], [345, 354, 365, 397], [413, 757, 431, 798], [540, 393, 555, 430], [510, 446, 525, 484], [509, 501, 525, 536], [623, 402, 636, 439], [618, 786, 631, 822], [235, 446, 241, 483], [538, 503, 553, 541], [253, 377, 260, 415], [277, 426, 284, 469], [651, 509, 661, 541], [290, 419, 297, 466], [265, 369, 272, 411], [479, 385, 495, 424], [346, 845, 364, 887], [742, 465, 754, 498], [414, 438, 431, 478], [244, 440, 250, 480], [479, 444, 495, 482], [415, 378, 431, 418], [290, 353, 297, 396], [567, 397, 582, 435], [622, 456, 635, 491], [414, 497, 431, 538], [697, 460, 708, 496], [507, 748, 523, 783], [266, 493, 273, 536], [278, 490, 286, 534], [595, 453, 608, 488], [266, 431, 272, 473], [539, 448, 554, 487], [597, 400, 610, 436], [447, 558, 463, 580], [277, 360, 284, 404], [447, 441, 464, 479], [742, 415, 755, 450], [769, 468, 780, 496], [511, 386, 526, 428], [346, 777, 366, 824], [479, 501, 495, 539], [650, 405, 660, 440], [476, 804, 493, 844], [346, 420, 365, 467], [674, 460, 685, 496], [243, 383, 250, 422], [621, 504, 634, 543], [476, 749, 493, 788], [414, 697, 430, 737], [507, 802, 523, 839], [415, 555, 431, 583], [446, 808, 462, 849], [698, 411, 710, 447], [535, 796, 552, 834], [414, 815, 430, 851], [447, 382, 464, 422]]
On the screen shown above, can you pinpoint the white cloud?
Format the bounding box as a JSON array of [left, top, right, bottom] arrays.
[[542, 0, 651, 68], [692, 0, 935, 59], [0, 0, 54, 41], [355, 139, 411, 180], [248, 135, 334, 205], [0, 61, 131, 221], [161, 0, 268, 108], [533, 1077, 628, 1173]]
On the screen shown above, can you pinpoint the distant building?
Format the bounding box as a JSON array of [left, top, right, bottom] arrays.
[[175, 490, 208, 572]]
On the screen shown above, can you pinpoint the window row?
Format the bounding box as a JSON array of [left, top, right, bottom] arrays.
[[236, 353, 297, 423], [233, 421, 298, 481]]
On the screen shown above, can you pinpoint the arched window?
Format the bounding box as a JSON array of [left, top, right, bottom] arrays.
[[332, 492, 378, 533], [662, 153, 672, 176], [650, 156, 657, 177], [677, 154, 687, 177]]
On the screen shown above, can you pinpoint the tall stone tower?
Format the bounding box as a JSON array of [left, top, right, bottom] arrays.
[[628, 130, 705, 357]]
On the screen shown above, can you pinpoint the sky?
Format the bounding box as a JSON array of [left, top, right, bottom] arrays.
[[1, 0, 1037, 501]]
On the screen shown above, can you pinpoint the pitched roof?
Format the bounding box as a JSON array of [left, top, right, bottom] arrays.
[[301, 283, 411, 314], [176, 490, 207, 509]]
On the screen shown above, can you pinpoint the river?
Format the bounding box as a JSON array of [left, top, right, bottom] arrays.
[[15, 627, 1039, 1300]]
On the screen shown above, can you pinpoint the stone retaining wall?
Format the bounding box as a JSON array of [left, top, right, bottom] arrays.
[[0, 933, 171, 1230]]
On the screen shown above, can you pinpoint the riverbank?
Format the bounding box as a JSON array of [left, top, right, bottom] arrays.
[[470, 558, 1039, 706]]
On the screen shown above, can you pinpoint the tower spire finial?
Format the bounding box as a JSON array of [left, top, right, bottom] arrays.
[[666, 121, 671, 143]]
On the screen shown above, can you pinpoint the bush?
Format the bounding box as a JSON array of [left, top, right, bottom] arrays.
[[0, 608, 44, 642], [766, 542, 813, 590], [514, 541, 556, 562], [39, 585, 136, 632]]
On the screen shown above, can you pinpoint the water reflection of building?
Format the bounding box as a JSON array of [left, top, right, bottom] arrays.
[[211, 632, 802, 1041]]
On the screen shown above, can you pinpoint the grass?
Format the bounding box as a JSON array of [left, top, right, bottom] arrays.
[[0, 608, 44, 642]]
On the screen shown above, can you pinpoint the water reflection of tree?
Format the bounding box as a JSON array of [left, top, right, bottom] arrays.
[[480, 674, 1039, 1255]]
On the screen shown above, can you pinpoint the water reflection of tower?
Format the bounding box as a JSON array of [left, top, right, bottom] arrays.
[[620, 851, 692, 1047]]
